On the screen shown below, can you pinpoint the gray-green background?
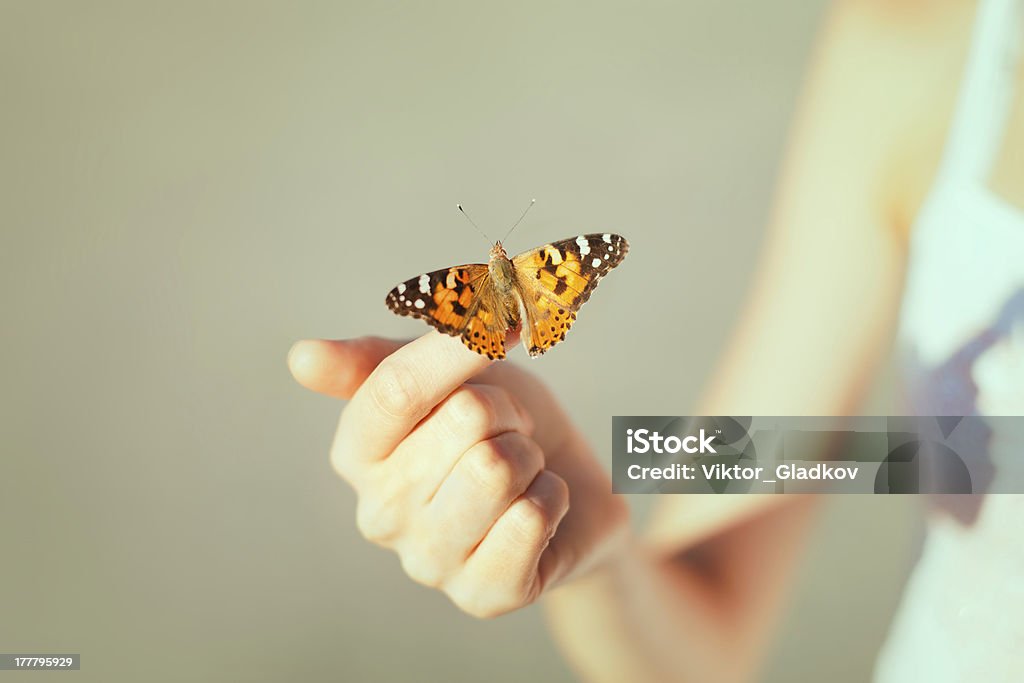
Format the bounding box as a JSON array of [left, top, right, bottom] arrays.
[[1, 2, 918, 681]]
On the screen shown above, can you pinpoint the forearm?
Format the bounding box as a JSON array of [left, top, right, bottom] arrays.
[[542, 497, 819, 683], [542, 533, 744, 683]]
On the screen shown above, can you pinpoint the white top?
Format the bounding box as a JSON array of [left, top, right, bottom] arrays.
[[876, 0, 1024, 679]]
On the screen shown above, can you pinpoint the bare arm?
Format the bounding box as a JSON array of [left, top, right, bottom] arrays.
[[543, 1, 934, 679]]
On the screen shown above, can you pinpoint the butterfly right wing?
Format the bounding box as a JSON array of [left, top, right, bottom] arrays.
[[511, 233, 629, 357], [385, 264, 511, 359]]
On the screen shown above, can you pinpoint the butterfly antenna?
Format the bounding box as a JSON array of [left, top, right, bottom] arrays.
[[501, 198, 536, 243], [457, 204, 493, 245]]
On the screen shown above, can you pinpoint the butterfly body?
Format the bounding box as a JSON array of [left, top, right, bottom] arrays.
[[487, 242, 517, 295], [386, 233, 628, 360], [484, 242, 522, 334]]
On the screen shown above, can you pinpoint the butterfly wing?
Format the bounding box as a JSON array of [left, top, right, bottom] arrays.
[[385, 264, 511, 360], [458, 280, 513, 360], [512, 233, 629, 357]]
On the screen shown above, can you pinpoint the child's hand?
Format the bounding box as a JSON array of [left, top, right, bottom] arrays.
[[289, 332, 629, 618]]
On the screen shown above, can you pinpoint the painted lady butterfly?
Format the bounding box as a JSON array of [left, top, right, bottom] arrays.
[[386, 233, 629, 359]]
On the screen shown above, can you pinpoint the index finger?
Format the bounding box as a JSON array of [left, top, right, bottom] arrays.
[[333, 330, 496, 465]]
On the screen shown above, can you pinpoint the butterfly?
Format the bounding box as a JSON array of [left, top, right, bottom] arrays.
[[386, 233, 629, 359]]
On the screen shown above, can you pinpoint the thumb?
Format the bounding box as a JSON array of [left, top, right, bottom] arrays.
[[288, 337, 403, 400]]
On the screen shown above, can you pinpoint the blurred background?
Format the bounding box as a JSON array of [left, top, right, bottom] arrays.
[[1, 2, 919, 681]]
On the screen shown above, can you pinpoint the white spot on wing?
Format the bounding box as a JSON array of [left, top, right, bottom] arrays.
[[591, 257, 601, 268], [397, 283, 406, 294], [414, 299, 425, 309], [548, 248, 563, 265], [576, 235, 591, 256], [602, 234, 612, 243], [405, 299, 412, 306], [418, 274, 430, 294]]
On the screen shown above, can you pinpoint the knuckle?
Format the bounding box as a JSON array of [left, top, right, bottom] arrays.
[[447, 580, 534, 619], [506, 498, 555, 544], [444, 386, 500, 434], [400, 551, 444, 589], [506, 394, 535, 435], [355, 497, 398, 545], [516, 434, 545, 474], [447, 583, 509, 619], [464, 437, 521, 496], [369, 357, 420, 419]]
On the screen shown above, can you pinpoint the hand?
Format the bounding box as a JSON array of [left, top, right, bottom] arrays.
[[288, 332, 629, 618]]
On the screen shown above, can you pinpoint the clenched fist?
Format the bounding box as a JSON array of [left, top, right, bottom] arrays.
[[289, 332, 628, 618]]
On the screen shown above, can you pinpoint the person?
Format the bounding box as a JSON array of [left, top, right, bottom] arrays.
[[288, 0, 1024, 679]]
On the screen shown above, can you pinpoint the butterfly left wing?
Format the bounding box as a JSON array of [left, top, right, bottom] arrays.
[[385, 264, 512, 360], [512, 233, 629, 357]]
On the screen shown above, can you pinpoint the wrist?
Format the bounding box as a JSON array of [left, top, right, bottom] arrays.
[[546, 495, 633, 592]]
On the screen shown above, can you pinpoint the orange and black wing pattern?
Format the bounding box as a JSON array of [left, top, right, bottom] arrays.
[[512, 233, 628, 357], [384, 264, 510, 359]]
